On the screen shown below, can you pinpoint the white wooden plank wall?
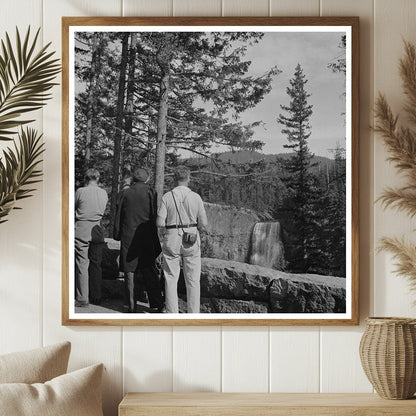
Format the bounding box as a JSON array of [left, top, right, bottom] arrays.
[[42, 2, 124, 415], [270, 327, 320, 392], [268, 0, 321, 395], [173, 327, 221, 391], [1, 0, 415, 415], [222, 327, 269, 392], [0, 0, 44, 355], [270, 0, 319, 16], [123, 327, 173, 393], [320, 0, 374, 394], [373, 0, 416, 318]]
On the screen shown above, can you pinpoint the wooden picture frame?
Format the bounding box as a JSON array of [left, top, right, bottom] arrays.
[[62, 16, 359, 326]]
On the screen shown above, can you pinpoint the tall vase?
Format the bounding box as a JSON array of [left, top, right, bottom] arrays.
[[359, 317, 416, 399]]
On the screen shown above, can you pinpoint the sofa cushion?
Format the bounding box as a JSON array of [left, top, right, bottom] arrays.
[[0, 363, 104, 416], [0, 342, 71, 384]]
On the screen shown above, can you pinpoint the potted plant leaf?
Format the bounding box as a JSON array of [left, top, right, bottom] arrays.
[[0, 27, 60, 223]]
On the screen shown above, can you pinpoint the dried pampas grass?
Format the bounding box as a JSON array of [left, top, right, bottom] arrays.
[[376, 40, 416, 294], [378, 237, 416, 293]]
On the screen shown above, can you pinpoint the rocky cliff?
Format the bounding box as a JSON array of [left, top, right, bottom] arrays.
[[201, 203, 260, 263], [104, 203, 282, 268], [102, 239, 345, 314], [189, 258, 346, 313]]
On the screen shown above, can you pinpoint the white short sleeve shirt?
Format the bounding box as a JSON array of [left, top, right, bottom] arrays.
[[158, 186, 207, 228]]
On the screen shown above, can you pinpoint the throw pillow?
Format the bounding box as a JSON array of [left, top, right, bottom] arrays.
[[0, 341, 71, 384], [0, 363, 104, 416]]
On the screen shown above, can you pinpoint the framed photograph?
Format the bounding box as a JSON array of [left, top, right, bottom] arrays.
[[62, 16, 359, 326]]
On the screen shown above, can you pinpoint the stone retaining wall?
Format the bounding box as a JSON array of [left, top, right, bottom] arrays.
[[179, 258, 346, 314]]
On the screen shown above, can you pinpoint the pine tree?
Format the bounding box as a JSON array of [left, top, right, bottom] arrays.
[[74, 32, 281, 231], [109, 32, 129, 233], [132, 32, 281, 204], [315, 145, 346, 276], [277, 64, 317, 272], [74, 31, 115, 187], [328, 35, 346, 76], [328, 146, 346, 275]]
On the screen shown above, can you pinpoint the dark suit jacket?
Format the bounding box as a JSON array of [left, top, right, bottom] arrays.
[[114, 182, 161, 272]]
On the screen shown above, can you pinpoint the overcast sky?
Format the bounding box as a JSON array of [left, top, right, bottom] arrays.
[[217, 31, 347, 158]]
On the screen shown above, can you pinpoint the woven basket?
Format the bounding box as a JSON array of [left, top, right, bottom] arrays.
[[359, 317, 416, 399]]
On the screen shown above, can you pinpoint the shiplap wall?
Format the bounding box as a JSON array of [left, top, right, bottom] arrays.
[[1, 1, 416, 415]]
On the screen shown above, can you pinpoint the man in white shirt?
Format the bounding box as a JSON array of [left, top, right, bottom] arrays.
[[157, 166, 208, 313], [74, 168, 108, 307]]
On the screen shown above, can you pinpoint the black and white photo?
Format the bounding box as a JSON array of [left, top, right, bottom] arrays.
[[62, 17, 359, 325]]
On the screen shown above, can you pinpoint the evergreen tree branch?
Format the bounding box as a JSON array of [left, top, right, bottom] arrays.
[[168, 144, 219, 160], [190, 169, 274, 178]]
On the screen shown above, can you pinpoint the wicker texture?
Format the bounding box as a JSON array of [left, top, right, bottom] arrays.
[[360, 317, 416, 399]]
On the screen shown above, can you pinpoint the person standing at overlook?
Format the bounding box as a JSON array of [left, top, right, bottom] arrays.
[[157, 166, 208, 313], [114, 167, 164, 313], [74, 168, 108, 307]]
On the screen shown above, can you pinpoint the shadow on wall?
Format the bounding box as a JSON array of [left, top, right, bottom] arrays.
[[123, 368, 217, 393], [102, 364, 124, 416], [70, 0, 115, 14]]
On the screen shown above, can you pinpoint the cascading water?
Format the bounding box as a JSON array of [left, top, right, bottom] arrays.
[[249, 222, 285, 270]]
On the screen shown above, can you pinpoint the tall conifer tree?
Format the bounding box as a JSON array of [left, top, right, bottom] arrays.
[[277, 64, 318, 272]]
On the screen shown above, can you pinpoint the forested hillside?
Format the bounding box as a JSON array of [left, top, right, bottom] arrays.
[[187, 148, 346, 277], [74, 31, 347, 278], [75, 31, 280, 229]]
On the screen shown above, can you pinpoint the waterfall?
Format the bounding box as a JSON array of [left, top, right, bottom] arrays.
[[249, 222, 285, 270]]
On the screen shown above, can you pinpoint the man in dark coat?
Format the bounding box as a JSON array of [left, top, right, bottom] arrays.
[[114, 167, 163, 312]]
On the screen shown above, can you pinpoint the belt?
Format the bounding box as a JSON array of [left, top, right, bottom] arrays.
[[165, 223, 197, 229]]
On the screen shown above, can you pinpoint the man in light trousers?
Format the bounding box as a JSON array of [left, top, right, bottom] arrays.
[[157, 166, 207, 313]]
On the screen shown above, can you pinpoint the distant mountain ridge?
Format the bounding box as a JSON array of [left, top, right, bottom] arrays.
[[186, 150, 336, 171], [214, 150, 334, 165]]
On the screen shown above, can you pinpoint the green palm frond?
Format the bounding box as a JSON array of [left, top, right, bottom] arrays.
[[0, 127, 44, 223], [0, 27, 61, 141]]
